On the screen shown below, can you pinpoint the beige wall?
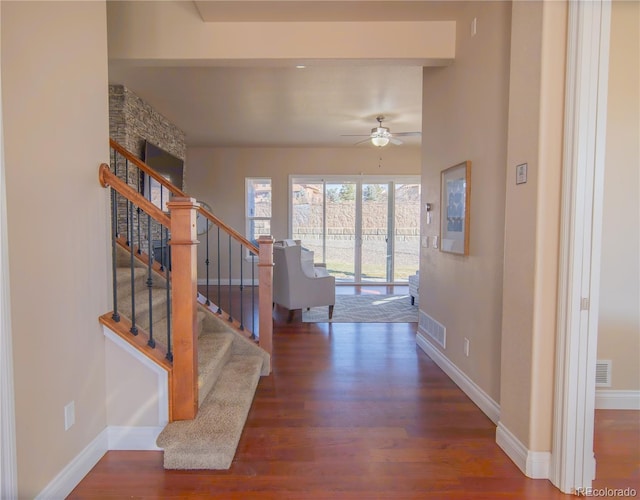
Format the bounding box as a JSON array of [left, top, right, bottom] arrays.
[[1, 2, 110, 496], [499, 1, 566, 451], [421, 1, 511, 404], [187, 146, 421, 277], [597, 0, 640, 392], [107, 0, 455, 64]]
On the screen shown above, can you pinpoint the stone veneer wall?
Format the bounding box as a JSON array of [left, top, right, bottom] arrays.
[[109, 84, 186, 171], [108, 84, 187, 253]]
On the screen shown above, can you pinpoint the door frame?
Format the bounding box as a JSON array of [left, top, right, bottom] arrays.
[[0, 16, 18, 494], [551, 0, 611, 494]]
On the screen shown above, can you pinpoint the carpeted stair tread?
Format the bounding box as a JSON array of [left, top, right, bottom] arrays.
[[156, 354, 263, 469], [197, 331, 234, 407], [115, 267, 148, 298], [117, 287, 169, 330]]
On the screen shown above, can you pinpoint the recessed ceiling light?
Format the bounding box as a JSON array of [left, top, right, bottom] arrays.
[[295, 65, 306, 69]]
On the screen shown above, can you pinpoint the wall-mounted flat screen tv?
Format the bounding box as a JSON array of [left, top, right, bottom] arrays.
[[142, 141, 184, 211]]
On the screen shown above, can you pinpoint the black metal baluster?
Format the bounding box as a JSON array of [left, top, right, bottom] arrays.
[[228, 235, 233, 322], [205, 216, 210, 306], [159, 218, 165, 272], [159, 188, 165, 272], [216, 226, 222, 314], [129, 200, 138, 335], [111, 189, 120, 323], [251, 249, 256, 338], [239, 245, 244, 330], [147, 213, 155, 348], [136, 169, 142, 254], [165, 225, 173, 362], [125, 157, 130, 246]]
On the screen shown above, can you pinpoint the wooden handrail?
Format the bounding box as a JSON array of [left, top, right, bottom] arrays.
[[197, 209, 259, 255], [109, 139, 188, 197], [109, 139, 259, 255], [99, 163, 170, 227]]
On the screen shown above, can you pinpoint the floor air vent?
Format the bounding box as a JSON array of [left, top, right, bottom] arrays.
[[595, 360, 611, 387], [419, 311, 446, 349]]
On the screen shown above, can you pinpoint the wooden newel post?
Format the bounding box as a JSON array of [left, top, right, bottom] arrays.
[[168, 197, 199, 421], [258, 236, 274, 362]]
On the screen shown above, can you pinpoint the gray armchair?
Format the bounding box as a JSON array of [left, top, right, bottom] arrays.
[[273, 240, 335, 321]]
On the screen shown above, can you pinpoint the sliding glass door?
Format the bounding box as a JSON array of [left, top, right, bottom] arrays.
[[325, 182, 357, 280], [361, 183, 391, 282], [393, 183, 421, 281], [291, 176, 420, 284]]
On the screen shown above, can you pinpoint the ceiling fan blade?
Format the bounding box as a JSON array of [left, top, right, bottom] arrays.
[[390, 137, 403, 145], [354, 138, 372, 145], [341, 134, 373, 137], [393, 131, 422, 137]]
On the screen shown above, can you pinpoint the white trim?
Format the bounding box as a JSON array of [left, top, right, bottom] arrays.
[[595, 390, 640, 410], [34, 423, 165, 499], [107, 426, 164, 450], [552, 0, 611, 494], [102, 326, 169, 426], [496, 422, 551, 479], [416, 332, 500, 424], [0, 27, 18, 497], [35, 429, 108, 500]]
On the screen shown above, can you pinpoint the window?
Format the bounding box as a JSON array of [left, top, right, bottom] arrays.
[[290, 175, 420, 283], [246, 178, 272, 246]]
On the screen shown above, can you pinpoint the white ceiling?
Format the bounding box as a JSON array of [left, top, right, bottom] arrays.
[[108, 64, 424, 149]]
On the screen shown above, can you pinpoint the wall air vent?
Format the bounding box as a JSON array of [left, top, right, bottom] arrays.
[[418, 311, 446, 349], [595, 360, 612, 387]]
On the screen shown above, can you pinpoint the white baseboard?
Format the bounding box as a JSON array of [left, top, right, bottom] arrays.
[[595, 390, 640, 410], [107, 426, 164, 450], [416, 331, 501, 424], [35, 428, 108, 500], [496, 422, 551, 479]]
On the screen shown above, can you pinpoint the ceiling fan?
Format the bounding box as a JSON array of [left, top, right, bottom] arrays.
[[342, 115, 421, 147]]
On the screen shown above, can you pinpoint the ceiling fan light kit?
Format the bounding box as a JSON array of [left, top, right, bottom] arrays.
[[343, 115, 421, 148], [371, 135, 390, 147]]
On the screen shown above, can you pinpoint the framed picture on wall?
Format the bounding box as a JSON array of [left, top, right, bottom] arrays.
[[440, 160, 471, 255]]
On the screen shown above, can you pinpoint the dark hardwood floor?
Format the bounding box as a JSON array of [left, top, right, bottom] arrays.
[[69, 286, 639, 499]]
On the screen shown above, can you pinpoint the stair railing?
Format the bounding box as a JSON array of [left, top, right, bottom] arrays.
[[100, 139, 273, 420], [99, 164, 201, 420], [109, 139, 273, 353]]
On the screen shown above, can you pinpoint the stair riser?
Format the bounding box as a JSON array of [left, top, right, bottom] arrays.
[[117, 289, 169, 331], [116, 268, 165, 301], [197, 334, 233, 408]]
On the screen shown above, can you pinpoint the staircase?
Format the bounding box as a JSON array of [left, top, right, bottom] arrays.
[[113, 244, 269, 469], [100, 140, 273, 470]]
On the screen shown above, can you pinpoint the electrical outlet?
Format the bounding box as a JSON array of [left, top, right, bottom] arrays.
[[64, 401, 75, 431], [464, 338, 470, 357]]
